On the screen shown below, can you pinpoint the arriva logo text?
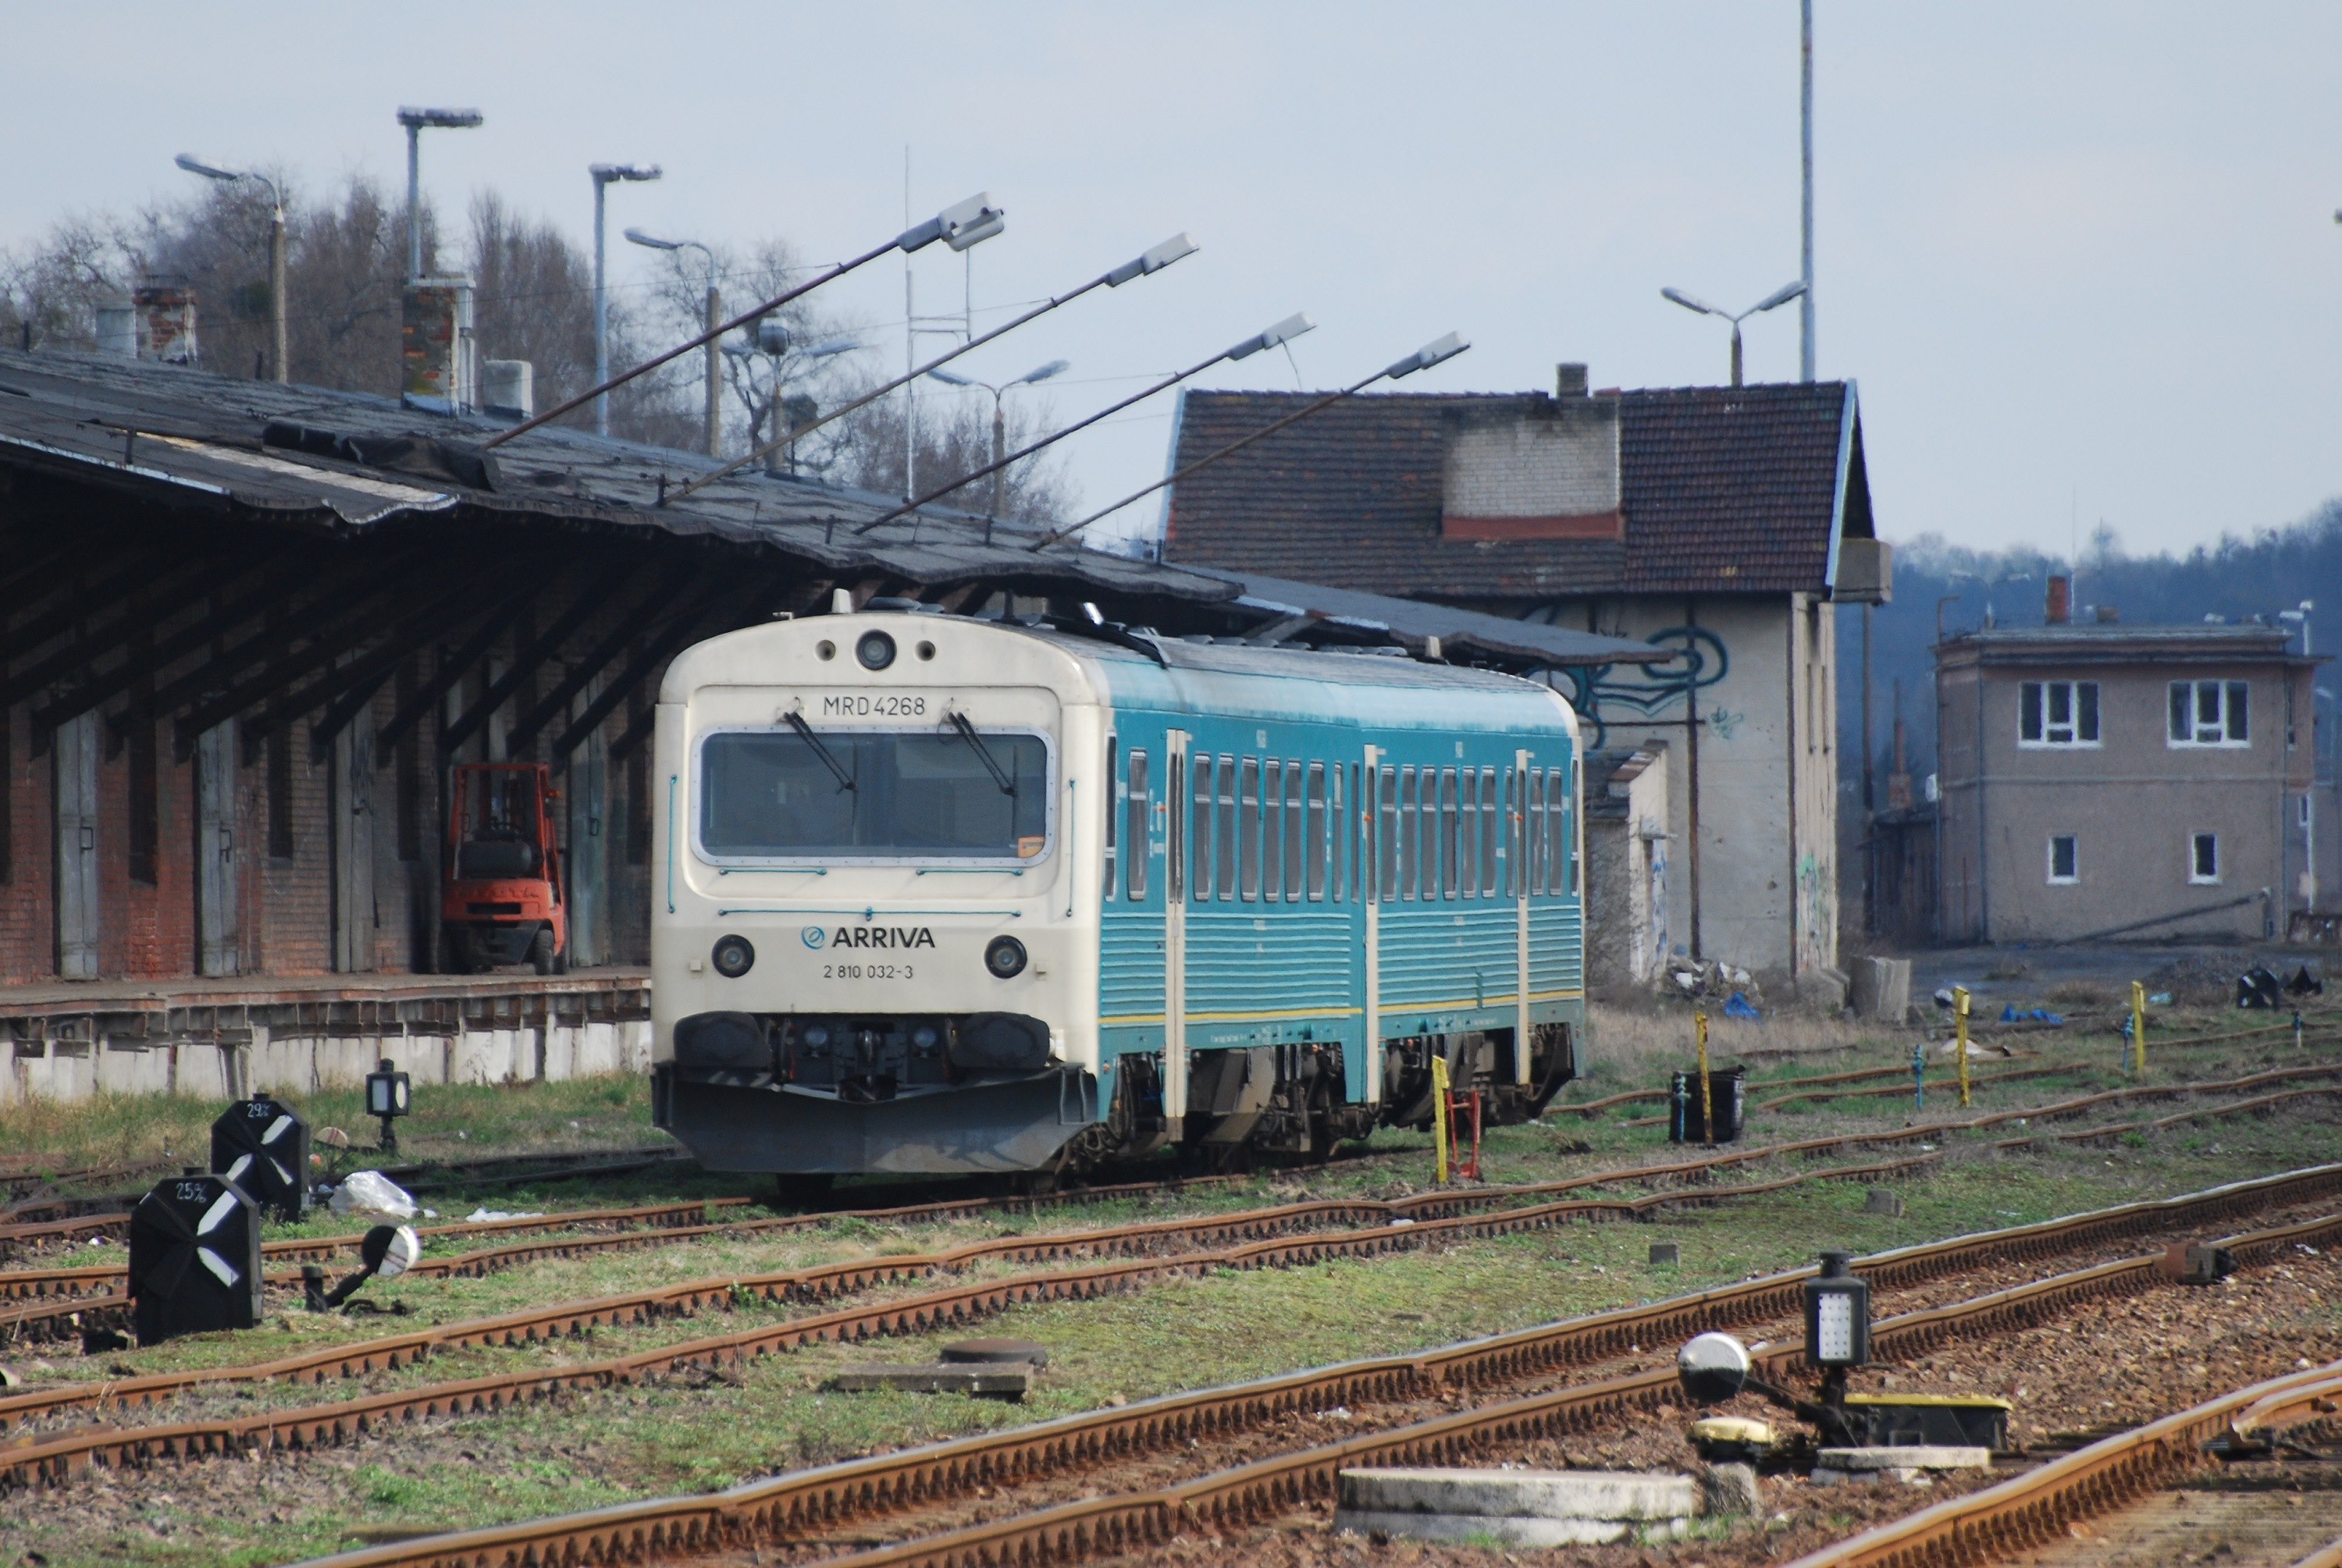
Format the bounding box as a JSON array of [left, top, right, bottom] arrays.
[[817, 926, 936, 950]]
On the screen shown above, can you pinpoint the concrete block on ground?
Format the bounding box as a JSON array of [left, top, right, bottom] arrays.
[[1812, 1445, 1991, 1485], [1338, 1467, 1698, 1544], [1701, 1462, 1761, 1516], [822, 1364, 1030, 1398], [1852, 957, 1913, 1022]]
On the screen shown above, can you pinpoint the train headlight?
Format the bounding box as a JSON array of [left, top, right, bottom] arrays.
[[911, 1024, 941, 1051], [711, 935, 755, 979], [802, 1025, 831, 1049], [856, 631, 897, 670], [984, 935, 1027, 980]]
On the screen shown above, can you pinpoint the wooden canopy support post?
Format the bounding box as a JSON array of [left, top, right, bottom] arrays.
[[437, 560, 638, 759]]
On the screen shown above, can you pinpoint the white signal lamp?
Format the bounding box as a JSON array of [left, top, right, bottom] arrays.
[[365, 1058, 412, 1154], [1803, 1250, 1870, 1370]]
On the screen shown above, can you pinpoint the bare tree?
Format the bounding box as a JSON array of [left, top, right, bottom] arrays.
[[827, 383, 1074, 524]]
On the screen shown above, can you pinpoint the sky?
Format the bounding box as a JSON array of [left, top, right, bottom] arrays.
[[4, 3, 2338, 558]]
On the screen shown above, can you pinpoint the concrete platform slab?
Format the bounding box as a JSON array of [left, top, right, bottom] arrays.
[[1337, 1467, 1699, 1521], [1333, 1508, 1689, 1547], [821, 1364, 1031, 1398]]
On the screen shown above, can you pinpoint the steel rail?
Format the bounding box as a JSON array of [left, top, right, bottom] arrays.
[[2290, 1538, 2342, 1568], [0, 1154, 1940, 1472], [1774, 1360, 2342, 1568], [279, 1183, 2342, 1568]]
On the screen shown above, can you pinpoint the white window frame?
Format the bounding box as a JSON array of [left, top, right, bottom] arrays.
[[2018, 680, 2100, 748], [2189, 831, 2220, 885], [2168, 680, 2249, 748], [2046, 834, 2079, 885]]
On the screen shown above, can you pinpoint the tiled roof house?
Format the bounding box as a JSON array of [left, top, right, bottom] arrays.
[[1160, 371, 1888, 984]]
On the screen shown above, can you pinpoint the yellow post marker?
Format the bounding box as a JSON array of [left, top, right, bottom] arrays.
[[2130, 980, 2147, 1076], [1431, 1054, 1453, 1184], [1953, 986, 1972, 1108], [1695, 1010, 1713, 1143]]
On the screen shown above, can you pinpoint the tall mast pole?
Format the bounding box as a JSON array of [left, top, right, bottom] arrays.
[[1799, 0, 1816, 382]]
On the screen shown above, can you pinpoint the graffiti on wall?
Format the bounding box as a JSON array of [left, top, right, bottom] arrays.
[[1797, 849, 1834, 972], [1554, 625, 1730, 750]]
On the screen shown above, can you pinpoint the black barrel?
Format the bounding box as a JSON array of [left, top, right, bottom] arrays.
[[1668, 1067, 1747, 1144]]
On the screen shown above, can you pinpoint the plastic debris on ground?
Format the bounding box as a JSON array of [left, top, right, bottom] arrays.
[[1998, 1005, 2064, 1025], [1722, 991, 1761, 1021], [464, 1208, 546, 1224], [325, 1169, 418, 1219]]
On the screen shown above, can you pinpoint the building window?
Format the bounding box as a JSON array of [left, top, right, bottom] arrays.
[[2190, 832, 2220, 884], [266, 727, 294, 859], [127, 709, 158, 885], [2019, 681, 2099, 747], [2301, 792, 2315, 830], [2047, 834, 2078, 884], [2169, 681, 2248, 747]]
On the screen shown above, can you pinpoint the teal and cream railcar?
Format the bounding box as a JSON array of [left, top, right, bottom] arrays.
[[650, 604, 1582, 1179]]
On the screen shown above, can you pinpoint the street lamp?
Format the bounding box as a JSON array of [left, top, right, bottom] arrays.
[[723, 332, 860, 475], [175, 154, 286, 383], [589, 164, 662, 437], [1660, 280, 1806, 387], [927, 360, 1070, 517], [488, 190, 1005, 450], [625, 228, 719, 457], [396, 108, 483, 283]]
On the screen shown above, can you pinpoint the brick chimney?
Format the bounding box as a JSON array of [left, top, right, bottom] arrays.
[[2045, 574, 2070, 625], [1440, 368, 1621, 542]]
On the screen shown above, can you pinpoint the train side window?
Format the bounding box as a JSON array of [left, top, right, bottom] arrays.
[[1550, 761, 1573, 895], [1396, 766, 1417, 900], [1239, 756, 1262, 901], [1189, 754, 1212, 901], [1503, 768, 1518, 898], [1167, 750, 1184, 903], [1105, 737, 1119, 906], [1527, 769, 1547, 894], [1479, 768, 1500, 895], [1378, 765, 1399, 902], [1216, 755, 1237, 901], [1262, 759, 1283, 901], [1126, 749, 1149, 902], [1284, 759, 1305, 901], [1440, 768, 1461, 899], [1308, 763, 1329, 901]]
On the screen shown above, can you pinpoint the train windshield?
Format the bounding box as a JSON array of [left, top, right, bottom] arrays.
[[698, 728, 1050, 862]]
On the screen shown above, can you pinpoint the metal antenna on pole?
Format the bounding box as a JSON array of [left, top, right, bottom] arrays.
[[1800, 0, 1816, 382], [904, 147, 916, 502]]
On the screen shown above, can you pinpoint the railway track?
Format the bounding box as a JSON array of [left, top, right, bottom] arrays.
[[1548, 1015, 2335, 1118], [0, 1150, 1945, 1485], [5, 1060, 2334, 1355], [277, 1166, 2342, 1568], [1776, 1358, 2342, 1567]]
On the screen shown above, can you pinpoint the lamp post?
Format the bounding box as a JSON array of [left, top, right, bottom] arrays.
[[860, 311, 1310, 537], [174, 155, 286, 383], [625, 228, 719, 456], [1660, 281, 1806, 386], [665, 231, 1187, 507], [723, 331, 860, 475], [927, 360, 1070, 517], [589, 164, 662, 438], [487, 191, 1003, 450], [1031, 329, 1470, 553], [396, 108, 482, 282]]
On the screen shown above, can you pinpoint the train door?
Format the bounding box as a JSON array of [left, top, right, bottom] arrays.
[[1360, 744, 1381, 1104], [1163, 729, 1190, 1136], [1513, 750, 1533, 1084]]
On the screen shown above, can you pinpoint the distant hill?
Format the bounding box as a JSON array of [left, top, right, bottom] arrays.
[[1834, 498, 2342, 790]]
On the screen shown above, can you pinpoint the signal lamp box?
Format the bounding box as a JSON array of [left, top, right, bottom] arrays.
[[1803, 1250, 1870, 1369], [211, 1092, 311, 1221], [128, 1173, 264, 1346]]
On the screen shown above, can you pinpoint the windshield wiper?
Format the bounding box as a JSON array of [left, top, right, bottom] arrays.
[[946, 711, 1017, 796], [785, 712, 857, 794]]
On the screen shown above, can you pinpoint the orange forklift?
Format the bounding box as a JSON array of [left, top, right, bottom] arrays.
[[440, 763, 567, 975]]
